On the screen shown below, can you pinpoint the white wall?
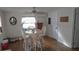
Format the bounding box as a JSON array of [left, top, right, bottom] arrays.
[[4, 12, 47, 38], [47, 8, 75, 48]]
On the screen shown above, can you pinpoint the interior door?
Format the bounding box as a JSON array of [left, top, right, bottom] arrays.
[[73, 8, 79, 48], [51, 16, 58, 40]]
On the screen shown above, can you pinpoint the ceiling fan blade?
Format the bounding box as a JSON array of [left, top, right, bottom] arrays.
[[36, 11, 46, 14], [24, 7, 47, 15]]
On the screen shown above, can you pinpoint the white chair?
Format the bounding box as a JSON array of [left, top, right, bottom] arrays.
[[37, 25, 46, 50], [21, 28, 32, 51], [31, 25, 46, 51]]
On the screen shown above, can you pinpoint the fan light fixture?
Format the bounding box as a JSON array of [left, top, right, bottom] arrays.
[[32, 7, 37, 14]]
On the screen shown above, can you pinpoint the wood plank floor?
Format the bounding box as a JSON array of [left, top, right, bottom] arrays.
[[9, 36, 79, 51]]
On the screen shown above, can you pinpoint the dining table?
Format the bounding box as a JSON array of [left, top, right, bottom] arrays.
[[23, 28, 44, 51]]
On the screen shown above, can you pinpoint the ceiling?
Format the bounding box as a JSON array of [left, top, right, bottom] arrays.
[[0, 7, 59, 13]]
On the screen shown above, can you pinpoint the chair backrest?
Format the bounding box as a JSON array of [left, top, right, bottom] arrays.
[[21, 29, 26, 39], [41, 26, 46, 36]]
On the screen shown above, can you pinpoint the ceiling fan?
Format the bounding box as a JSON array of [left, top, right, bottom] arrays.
[[31, 7, 46, 14], [32, 7, 37, 14]]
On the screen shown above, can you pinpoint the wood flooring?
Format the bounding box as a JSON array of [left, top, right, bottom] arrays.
[[8, 36, 79, 51]]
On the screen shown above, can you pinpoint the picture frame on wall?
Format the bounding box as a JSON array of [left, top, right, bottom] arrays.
[[60, 16, 69, 22], [9, 17, 17, 25]]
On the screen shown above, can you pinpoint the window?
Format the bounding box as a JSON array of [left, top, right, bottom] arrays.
[[21, 17, 36, 33], [22, 17, 36, 33]]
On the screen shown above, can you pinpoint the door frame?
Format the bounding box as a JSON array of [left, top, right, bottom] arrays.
[[72, 8, 78, 48]]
